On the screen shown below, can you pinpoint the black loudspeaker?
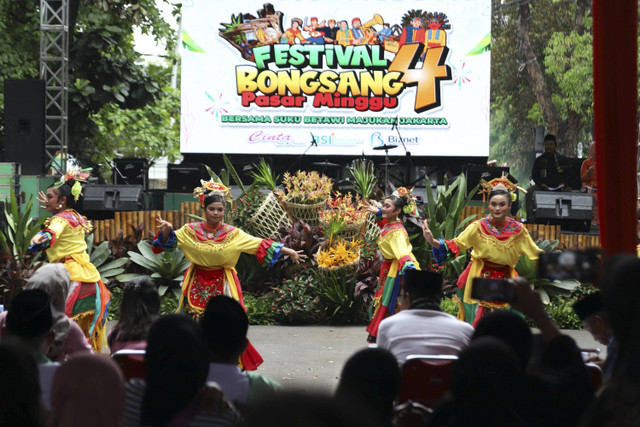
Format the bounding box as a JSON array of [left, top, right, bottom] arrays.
[[463, 165, 510, 200], [112, 158, 148, 189], [532, 191, 593, 231], [564, 157, 585, 191], [81, 185, 145, 211], [3, 79, 45, 175], [167, 162, 205, 192]]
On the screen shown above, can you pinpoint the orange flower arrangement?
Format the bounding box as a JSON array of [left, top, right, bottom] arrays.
[[316, 238, 363, 269]]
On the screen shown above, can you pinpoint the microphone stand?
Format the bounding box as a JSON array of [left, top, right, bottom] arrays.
[[283, 132, 318, 175], [105, 156, 129, 185], [391, 117, 412, 186]]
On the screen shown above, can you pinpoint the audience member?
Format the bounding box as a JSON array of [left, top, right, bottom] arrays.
[[48, 353, 125, 427], [2, 288, 61, 410], [471, 310, 532, 370], [245, 391, 385, 427], [334, 348, 401, 426], [122, 314, 242, 426], [583, 255, 640, 426], [0, 338, 46, 427], [108, 277, 160, 354], [201, 295, 281, 407], [527, 133, 570, 219], [573, 292, 616, 381], [377, 269, 474, 364], [430, 278, 593, 427], [24, 264, 91, 361]]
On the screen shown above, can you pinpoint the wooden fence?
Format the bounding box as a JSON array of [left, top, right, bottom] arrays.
[[461, 206, 600, 249], [89, 202, 600, 250]]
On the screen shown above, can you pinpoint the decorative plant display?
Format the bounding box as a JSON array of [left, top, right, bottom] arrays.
[[270, 270, 319, 324], [316, 238, 363, 271], [348, 159, 377, 199], [230, 188, 267, 230], [319, 192, 368, 242], [248, 158, 279, 191], [282, 170, 333, 205]]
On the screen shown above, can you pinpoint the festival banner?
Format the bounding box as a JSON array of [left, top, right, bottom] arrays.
[[180, 0, 491, 157]]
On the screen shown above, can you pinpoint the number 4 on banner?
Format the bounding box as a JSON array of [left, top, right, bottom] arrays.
[[389, 44, 452, 113]]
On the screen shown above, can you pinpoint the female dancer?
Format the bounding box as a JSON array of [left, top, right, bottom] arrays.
[[364, 187, 419, 343], [154, 180, 305, 370], [29, 168, 110, 352], [422, 182, 542, 326]]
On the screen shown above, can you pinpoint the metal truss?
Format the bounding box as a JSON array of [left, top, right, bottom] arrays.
[[40, 0, 69, 176]]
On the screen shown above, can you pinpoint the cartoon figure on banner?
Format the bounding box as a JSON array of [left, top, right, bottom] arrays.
[[399, 10, 425, 48], [281, 17, 307, 44], [424, 11, 450, 48], [317, 19, 338, 44], [303, 17, 325, 44], [336, 20, 353, 46]]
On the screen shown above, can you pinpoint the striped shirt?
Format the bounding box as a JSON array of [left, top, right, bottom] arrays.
[[122, 379, 243, 426]]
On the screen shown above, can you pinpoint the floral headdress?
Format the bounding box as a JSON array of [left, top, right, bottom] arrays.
[[55, 166, 92, 201], [478, 173, 526, 203], [193, 179, 233, 207], [392, 186, 418, 216]]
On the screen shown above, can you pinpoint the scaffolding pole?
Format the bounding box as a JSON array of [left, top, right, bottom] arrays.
[[40, 0, 69, 177]]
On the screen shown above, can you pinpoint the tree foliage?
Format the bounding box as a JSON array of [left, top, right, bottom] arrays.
[[0, 0, 179, 175], [489, 0, 592, 182]]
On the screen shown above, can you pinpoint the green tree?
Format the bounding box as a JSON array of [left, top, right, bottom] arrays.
[[490, 0, 592, 181], [0, 0, 179, 173]]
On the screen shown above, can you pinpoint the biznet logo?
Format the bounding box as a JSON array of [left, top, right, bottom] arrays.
[[370, 132, 421, 147]]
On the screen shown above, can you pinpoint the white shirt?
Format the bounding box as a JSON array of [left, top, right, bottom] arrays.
[[377, 309, 475, 365], [207, 363, 250, 404]]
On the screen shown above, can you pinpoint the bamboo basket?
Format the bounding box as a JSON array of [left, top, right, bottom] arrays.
[[247, 192, 291, 239], [316, 241, 361, 275], [282, 199, 326, 226], [219, 13, 283, 62], [363, 212, 381, 242]]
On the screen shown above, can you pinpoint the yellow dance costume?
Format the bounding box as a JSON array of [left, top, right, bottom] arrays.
[[35, 210, 110, 352]]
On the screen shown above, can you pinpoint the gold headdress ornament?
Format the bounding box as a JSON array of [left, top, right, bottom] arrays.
[[55, 166, 92, 201], [478, 173, 527, 203], [193, 179, 233, 207], [392, 186, 418, 216]]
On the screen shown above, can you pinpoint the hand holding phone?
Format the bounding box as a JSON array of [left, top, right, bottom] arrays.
[[470, 278, 517, 303]]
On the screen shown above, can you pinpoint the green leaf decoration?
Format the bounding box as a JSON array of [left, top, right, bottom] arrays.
[[182, 30, 206, 53], [467, 33, 491, 56]]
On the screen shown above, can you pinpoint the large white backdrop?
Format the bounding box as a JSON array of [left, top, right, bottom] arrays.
[[180, 0, 491, 157]]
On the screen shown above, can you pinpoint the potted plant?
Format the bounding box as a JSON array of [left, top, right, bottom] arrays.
[[319, 192, 368, 241]]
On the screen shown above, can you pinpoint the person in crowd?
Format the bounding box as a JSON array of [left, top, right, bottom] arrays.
[[0, 338, 46, 427], [363, 187, 420, 343], [583, 254, 640, 426], [0, 264, 91, 362], [423, 182, 542, 325], [245, 391, 385, 427], [573, 292, 616, 382], [201, 295, 282, 407], [317, 19, 338, 44], [154, 180, 304, 370], [526, 133, 570, 219], [108, 277, 161, 354], [48, 354, 125, 427], [29, 167, 110, 352], [122, 314, 242, 427], [377, 269, 473, 365], [2, 289, 59, 410], [281, 17, 306, 44], [430, 278, 593, 427], [399, 13, 425, 48], [471, 310, 533, 370], [334, 348, 401, 427]]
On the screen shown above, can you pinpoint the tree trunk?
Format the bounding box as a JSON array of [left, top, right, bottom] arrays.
[[517, 2, 585, 156], [517, 3, 559, 136]]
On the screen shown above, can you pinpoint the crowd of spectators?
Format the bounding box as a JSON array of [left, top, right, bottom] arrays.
[[0, 252, 635, 426]]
